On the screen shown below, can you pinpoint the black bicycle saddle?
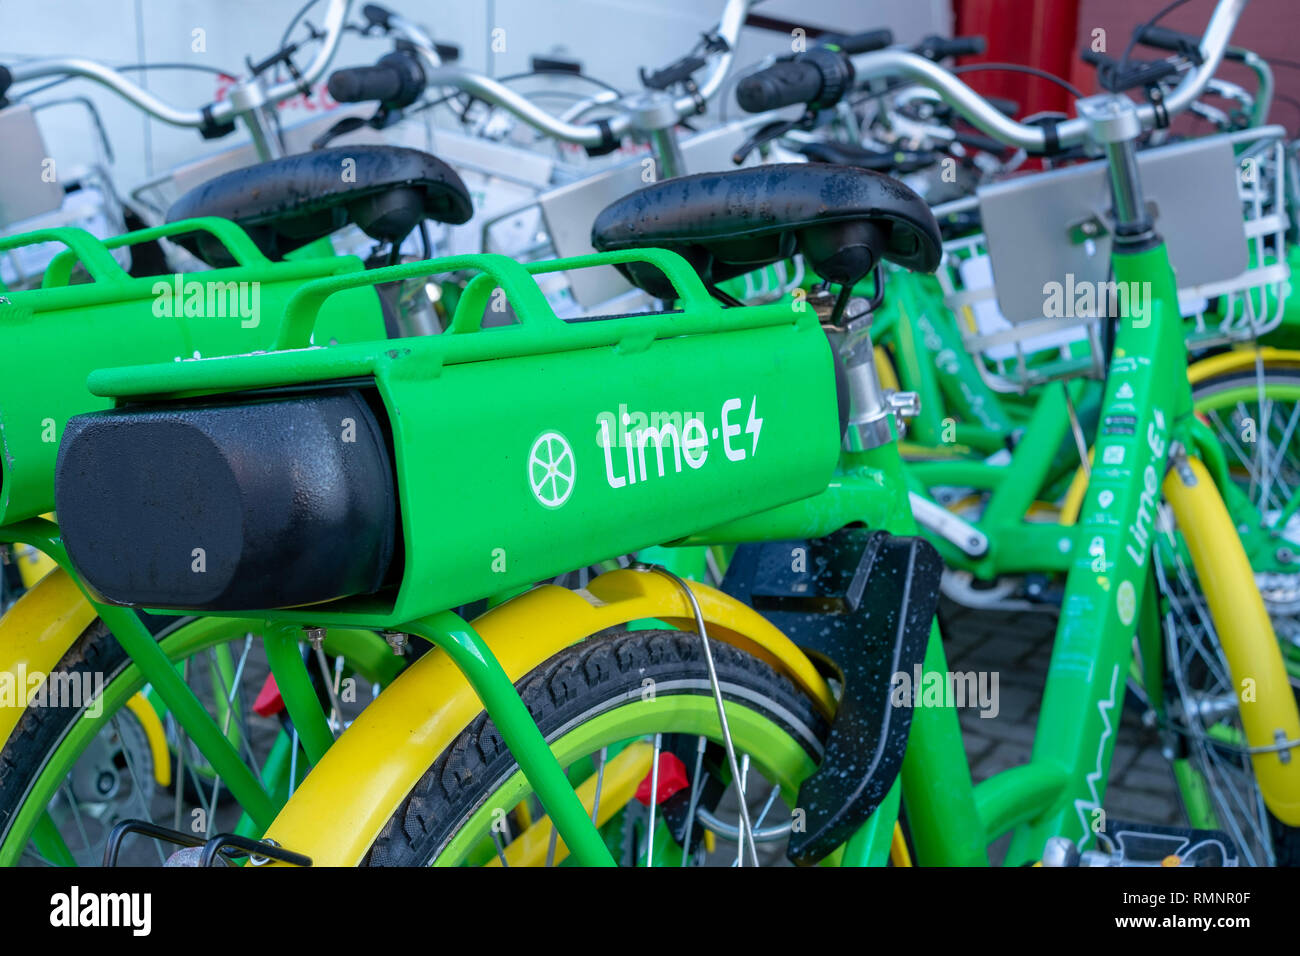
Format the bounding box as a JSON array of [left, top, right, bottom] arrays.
[[166, 145, 473, 265], [591, 163, 942, 299]]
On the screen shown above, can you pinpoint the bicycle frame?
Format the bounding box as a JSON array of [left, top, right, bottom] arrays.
[[19, 230, 1294, 868], [242, 198, 1300, 867]]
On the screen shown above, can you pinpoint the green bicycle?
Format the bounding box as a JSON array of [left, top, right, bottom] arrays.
[[4, 0, 1295, 868]]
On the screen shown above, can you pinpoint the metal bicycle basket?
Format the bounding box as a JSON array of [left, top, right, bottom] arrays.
[[932, 125, 1290, 394]]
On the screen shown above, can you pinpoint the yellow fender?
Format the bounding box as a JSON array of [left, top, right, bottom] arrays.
[[125, 693, 172, 788], [1163, 458, 1300, 824], [0, 568, 171, 786], [1187, 347, 1300, 385], [0, 568, 96, 748], [262, 568, 834, 866]]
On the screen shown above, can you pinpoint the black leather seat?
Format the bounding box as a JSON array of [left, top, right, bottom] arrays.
[[167, 145, 473, 265], [591, 163, 942, 299]]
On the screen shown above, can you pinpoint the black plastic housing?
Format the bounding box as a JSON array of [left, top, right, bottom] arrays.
[[55, 388, 397, 611]]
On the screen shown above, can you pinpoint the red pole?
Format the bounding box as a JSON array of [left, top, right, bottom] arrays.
[[953, 0, 1081, 117]]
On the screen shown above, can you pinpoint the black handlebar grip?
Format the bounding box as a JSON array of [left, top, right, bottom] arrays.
[[917, 34, 986, 60], [1136, 24, 1241, 62], [736, 59, 825, 113], [821, 29, 893, 55], [328, 64, 404, 103], [1135, 24, 1198, 53], [0, 64, 11, 102], [947, 35, 986, 57]]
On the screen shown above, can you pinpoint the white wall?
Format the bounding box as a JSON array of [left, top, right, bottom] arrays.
[[2, 0, 950, 199]]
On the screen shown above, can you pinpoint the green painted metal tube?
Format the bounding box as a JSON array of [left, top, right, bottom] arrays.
[[1, 518, 279, 830], [406, 611, 615, 867], [1005, 241, 1192, 863], [840, 778, 901, 866], [1173, 758, 1219, 830], [262, 625, 335, 767], [0, 219, 384, 524], [900, 620, 990, 866], [980, 382, 1075, 530], [973, 761, 1070, 846], [98, 605, 278, 830], [908, 460, 1010, 491]]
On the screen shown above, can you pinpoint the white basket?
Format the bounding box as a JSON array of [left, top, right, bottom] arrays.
[[933, 126, 1291, 394], [0, 166, 128, 289], [1183, 130, 1290, 348]]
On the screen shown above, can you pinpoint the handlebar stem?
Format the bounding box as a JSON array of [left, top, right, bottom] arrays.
[[226, 77, 286, 160]]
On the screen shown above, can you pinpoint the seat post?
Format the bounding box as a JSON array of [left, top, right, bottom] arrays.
[[814, 288, 918, 451]]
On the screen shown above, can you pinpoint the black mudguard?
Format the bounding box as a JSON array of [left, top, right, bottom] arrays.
[[721, 528, 943, 865]]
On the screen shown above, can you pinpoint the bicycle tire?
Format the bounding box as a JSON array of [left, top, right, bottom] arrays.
[[364, 626, 829, 867]]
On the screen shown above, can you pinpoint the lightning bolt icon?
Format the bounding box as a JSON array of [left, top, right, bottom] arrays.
[[746, 396, 763, 456]]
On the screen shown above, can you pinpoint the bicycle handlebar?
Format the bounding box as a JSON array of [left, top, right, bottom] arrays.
[[358, 0, 753, 149], [847, 0, 1247, 152], [420, 62, 633, 146], [1135, 18, 1271, 125], [735, 29, 899, 114], [329, 63, 402, 103], [4, 0, 351, 129]]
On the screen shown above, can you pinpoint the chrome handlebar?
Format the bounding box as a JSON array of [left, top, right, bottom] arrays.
[[395, 0, 755, 146], [7, 0, 351, 128], [849, 0, 1248, 152]]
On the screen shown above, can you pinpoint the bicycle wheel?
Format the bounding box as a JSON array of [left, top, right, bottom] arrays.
[[1153, 499, 1300, 866], [1192, 362, 1300, 655], [364, 627, 830, 867], [0, 615, 397, 866]]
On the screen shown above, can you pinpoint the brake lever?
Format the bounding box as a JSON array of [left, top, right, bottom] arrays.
[[640, 55, 707, 91], [310, 102, 405, 150], [731, 115, 805, 165], [640, 32, 728, 91]]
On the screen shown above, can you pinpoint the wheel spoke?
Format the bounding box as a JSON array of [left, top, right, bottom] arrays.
[[109, 714, 168, 865], [645, 733, 663, 867], [680, 735, 707, 867]]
